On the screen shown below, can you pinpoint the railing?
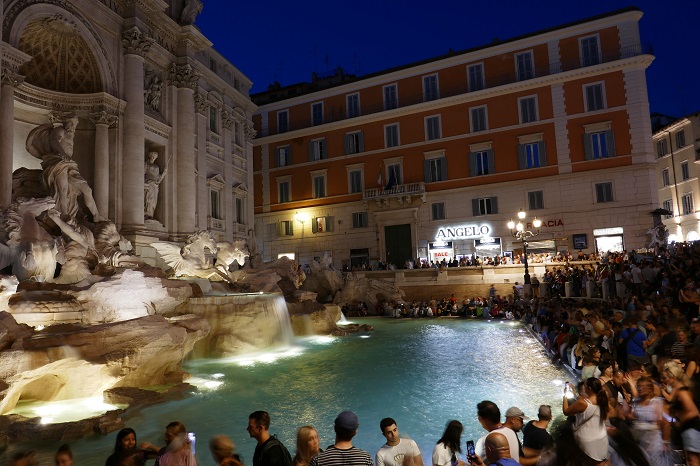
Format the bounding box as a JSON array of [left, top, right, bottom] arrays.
[[264, 43, 653, 134], [364, 182, 425, 200]]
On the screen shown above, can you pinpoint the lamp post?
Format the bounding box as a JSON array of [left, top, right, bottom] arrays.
[[294, 212, 308, 264], [507, 209, 542, 286]]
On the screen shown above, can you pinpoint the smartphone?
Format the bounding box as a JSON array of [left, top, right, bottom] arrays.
[[187, 432, 196, 455], [466, 440, 476, 460], [564, 382, 575, 400]]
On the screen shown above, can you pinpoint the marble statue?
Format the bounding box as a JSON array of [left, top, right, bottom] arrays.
[[644, 224, 668, 249], [47, 208, 96, 284], [25, 115, 103, 223], [151, 230, 221, 280], [144, 151, 169, 220], [144, 76, 163, 112], [0, 197, 59, 282], [214, 239, 250, 279], [180, 0, 203, 24]]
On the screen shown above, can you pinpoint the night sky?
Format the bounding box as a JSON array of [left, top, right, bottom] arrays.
[[196, 0, 699, 118]]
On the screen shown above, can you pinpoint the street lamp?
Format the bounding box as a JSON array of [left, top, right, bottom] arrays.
[[507, 209, 542, 285]]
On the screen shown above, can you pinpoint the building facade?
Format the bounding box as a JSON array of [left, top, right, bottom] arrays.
[[252, 8, 657, 269], [654, 113, 700, 242], [1, 0, 256, 259]]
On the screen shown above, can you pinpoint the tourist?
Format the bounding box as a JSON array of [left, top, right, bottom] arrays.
[[107, 427, 157, 466], [376, 417, 422, 466], [671, 328, 692, 363], [432, 420, 464, 466], [294, 426, 321, 466], [55, 445, 73, 466], [151, 421, 196, 466], [618, 318, 646, 371], [248, 411, 293, 466], [9, 451, 37, 466], [503, 406, 538, 465], [210, 435, 243, 466], [467, 432, 519, 466], [663, 361, 700, 466], [630, 376, 671, 465], [308, 411, 372, 466], [562, 378, 609, 466], [474, 401, 519, 462], [521, 405, 553, 462]]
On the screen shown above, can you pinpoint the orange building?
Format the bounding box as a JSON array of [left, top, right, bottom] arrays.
[[252, 7, 657, 269]]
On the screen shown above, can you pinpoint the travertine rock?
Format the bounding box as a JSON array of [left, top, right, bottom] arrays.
[[288, 303, 342, 335], [333, 272, 405, 309]]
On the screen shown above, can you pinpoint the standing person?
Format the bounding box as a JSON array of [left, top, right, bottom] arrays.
[[308, 411, 373, 466], [294, 426, 321, 466], [151, 421, 196, 466], [630, 377, 672, 466], [55, 445, 73, 466], [474, 401, 519, 462], [521, 405, 553, 463], [376, 418, 423, 466], [618, 319, 647, 371], [466, 432, 519, 466], [503, 407, 538, 465], [248, 411, 293, 466], [663, 361, 700, 466], [562, 378, 609, 466], [432, 420, 464, 466], [108, 428, 158, 466], [210, 435, 244, 466]]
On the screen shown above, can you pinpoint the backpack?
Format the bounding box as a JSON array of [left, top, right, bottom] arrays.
[[259, 436, 293, 466]]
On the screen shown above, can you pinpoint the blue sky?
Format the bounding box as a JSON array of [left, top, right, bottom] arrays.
[[196, 0, 698, 118]]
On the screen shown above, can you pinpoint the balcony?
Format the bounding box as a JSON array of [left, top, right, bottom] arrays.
[[364, 182, 426, 207]]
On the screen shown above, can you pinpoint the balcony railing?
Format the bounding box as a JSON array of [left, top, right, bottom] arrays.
[[262, 43, 653, 136], [364, 182, 425, 200]]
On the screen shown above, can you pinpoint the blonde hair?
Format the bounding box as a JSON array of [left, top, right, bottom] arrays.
[[664, 360, 692, 388], [209, 435, 234, 461], [294, 426, 319, 466]]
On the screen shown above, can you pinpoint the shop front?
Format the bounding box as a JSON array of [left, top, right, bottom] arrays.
[[593, 227, 624, 253]]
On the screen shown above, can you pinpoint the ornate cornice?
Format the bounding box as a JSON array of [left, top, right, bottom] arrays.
[[222, 111, 234, 130], [168, 64, 199, 90], [89, 110, 118, 127], [243, 122, 257, 141], [194, 93, 207, 115], [1, 68, 25, 87], [122, 26, 153, 57], [14, 82, 126, 114]]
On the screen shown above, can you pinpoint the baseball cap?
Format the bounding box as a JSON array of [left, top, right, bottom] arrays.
[[505, 406, 530, 421], [335, 411, 359, 431], [538, 405, 552, 420]]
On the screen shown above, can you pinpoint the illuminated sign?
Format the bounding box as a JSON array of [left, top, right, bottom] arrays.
[[593, 227, 623, 236], [527, 219, 564, 228], [429, 241, 453, 249], [436, 224, 491, 240]]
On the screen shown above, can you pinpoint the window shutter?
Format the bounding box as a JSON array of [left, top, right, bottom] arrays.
[[326, 216, 334, 232], [308, 141, 314, 161], [491, 197, 499, 214], [440, 158, 447, 181], [472, 199, 480, 216], [312, 218, 318, 233], [359, 132, 365, 153], [362, 212, 368, 227], [469, 152, 476, 177], [288, 222, 294, 236], [320, 138, 326, 159], [424, 160, 431, 183], [583, 134, 592, 160], [605, 130, 616, 157], [344, 135, 350, 155], [517, 144, 526, 169], [487, 149, 495, 174], [538, 141, 547, 166], [276, 222, 284, 236]]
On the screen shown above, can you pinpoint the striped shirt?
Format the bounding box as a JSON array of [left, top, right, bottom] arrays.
[[309, 446, 373, 466]]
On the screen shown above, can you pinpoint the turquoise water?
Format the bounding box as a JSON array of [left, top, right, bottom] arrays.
[[7, 318, 571, 465]]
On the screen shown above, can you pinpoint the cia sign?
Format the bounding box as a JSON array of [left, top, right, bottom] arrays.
[[436, 224, 491, 240]]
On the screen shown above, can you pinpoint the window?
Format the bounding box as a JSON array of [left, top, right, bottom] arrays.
[[515, 51, 535, 81], [595, 182, 613, 203], [472, 197, 498, 216], [344, 131, 364, 155], [384, 124, 400, 148], [518, 142, 547, 169], [584, 83, 605, 111], [311, 102, 323, 126], [346, 93, 360, 118], [580, 35, 600, 67], [683, 193, 694, 215], [313, 216, 332, 233], [277, 220, 293, 236], [235, 197, 243, 224], [387, 163, 402, 185], [352, 211, 368, 228], [308, 138, 326, 161], [470, 106, 487, 132], [349, 169, 363, 193], [676, 130, 687, 149], [383, 84, 398, 110], [657, 139, 668, 158], [425, 115, 441, 141], [209, 106, 218, 133], [663, 200, 673, 218], [424, 156, 447, 183], [423, 74, 439, 101], [528, 191, 544, 210], [278, 180, 291, 203], [662, 168, 670, 187], [276, 146, 291, 167], [469, 150, 494, 176], [312, 174, 326, 198], [468, 63, 485, 91], [519, 96, 538, 124], [210, 190, 220, 219], [432, 202, 445, 220], [277, 110, 289, 133], [584, 130, 615, 160], [682, 161, 690, 181]]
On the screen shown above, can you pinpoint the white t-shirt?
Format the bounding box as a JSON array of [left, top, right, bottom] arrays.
[[431, 442, 454, 466], [377, 438, 421, 466], [475, 426, 519, 462]]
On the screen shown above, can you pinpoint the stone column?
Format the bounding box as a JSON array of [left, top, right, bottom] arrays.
[[222, 110, 234, 239], [0, 68, 24, 209], [89, 110, 118, 217], [121, 26, 152, 228]]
